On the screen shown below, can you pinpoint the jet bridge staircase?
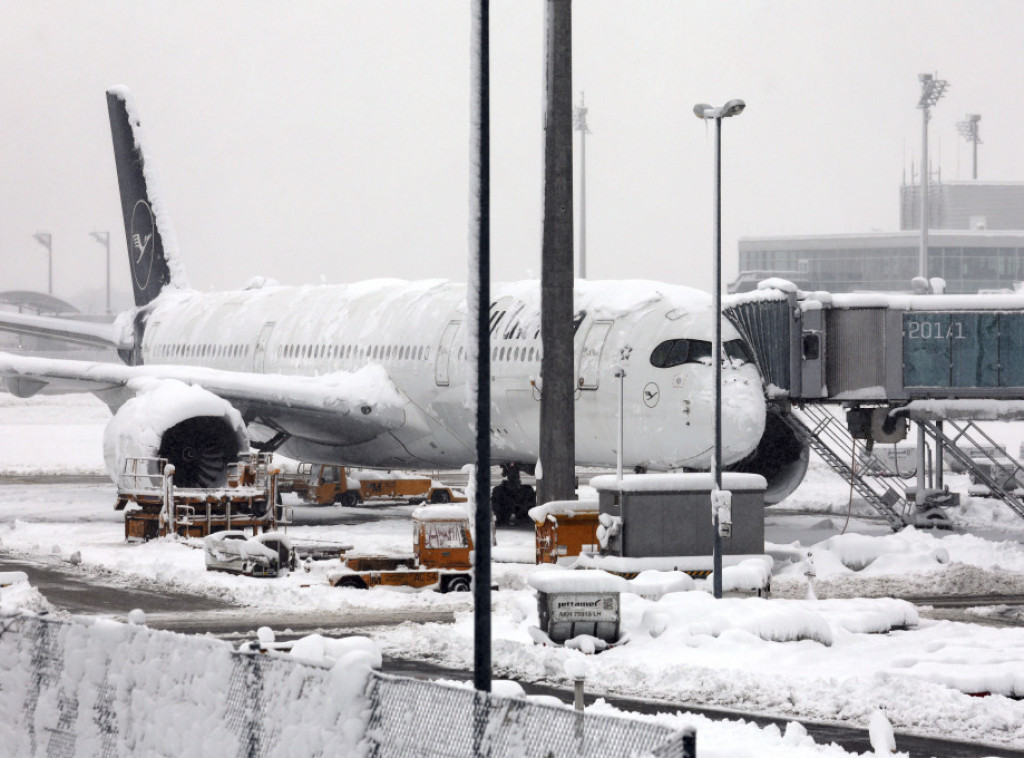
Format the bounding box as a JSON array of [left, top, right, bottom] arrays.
[[777, 403, 915, 531], [917, 418, 1024, 522]]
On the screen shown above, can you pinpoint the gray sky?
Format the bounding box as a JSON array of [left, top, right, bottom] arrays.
[[2, 1, 1023, 312]]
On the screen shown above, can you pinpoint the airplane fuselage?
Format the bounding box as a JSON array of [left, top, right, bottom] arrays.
[[138, 278, 767, 472]]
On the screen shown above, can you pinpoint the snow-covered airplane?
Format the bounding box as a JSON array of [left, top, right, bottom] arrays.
[[0, 88, 808, 517]]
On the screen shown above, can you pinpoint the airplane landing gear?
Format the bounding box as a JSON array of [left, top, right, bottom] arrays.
[[491, 463, 536, 527]]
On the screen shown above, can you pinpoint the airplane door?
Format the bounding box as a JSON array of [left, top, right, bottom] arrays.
[[578, 320, 613, 390], [435, 320, 461, 386], [253, 322, 276, 373]]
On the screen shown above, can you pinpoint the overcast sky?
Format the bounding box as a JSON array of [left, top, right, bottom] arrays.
[[2, 1, 1023, 312]]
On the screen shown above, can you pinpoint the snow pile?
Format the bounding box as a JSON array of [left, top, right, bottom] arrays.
[[289, 633, 383, 670], [708, 556, 773, 593], [642, 592, 834, 645], [772, 527, 1024, 598], [882, 631, 1024, 697], [0, 574, 53, 615]]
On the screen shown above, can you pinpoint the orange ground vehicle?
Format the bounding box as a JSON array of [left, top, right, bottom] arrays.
[[529, 499, 600, 564], [117, 453, 281, 541], [277, 464, 465, 507], [329, 505, 474, 592]]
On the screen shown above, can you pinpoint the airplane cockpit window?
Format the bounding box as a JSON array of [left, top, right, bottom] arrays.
[[650, 338, 750, 368], [724, 339, 754, 365]]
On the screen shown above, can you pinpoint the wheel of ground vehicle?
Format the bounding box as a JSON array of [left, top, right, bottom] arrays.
[[335, 575, 367, 589], [445, 576, 471, 593], [337, 490, 360, 507], [430, 489, 451, 504]]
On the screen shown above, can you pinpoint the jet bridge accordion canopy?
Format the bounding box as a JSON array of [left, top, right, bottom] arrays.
[[724, 285, 1024, 403]]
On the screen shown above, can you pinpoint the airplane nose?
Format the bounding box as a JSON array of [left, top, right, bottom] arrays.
[[720, 373, 767, 461]]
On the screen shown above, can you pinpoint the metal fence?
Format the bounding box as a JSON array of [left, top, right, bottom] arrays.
[[0, 612, 692, 757]]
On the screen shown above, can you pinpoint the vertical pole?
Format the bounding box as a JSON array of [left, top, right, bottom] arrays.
[[973, 137, 978, 181], [579, 96, 587, 280], [916, 423, 927, 508], [48, 243, 53, 296], [616, 369, 624, 481], [472, 0, 492, 695], [919, 104, 929, 279], [538, 0, 576, 507], [712, 115, 723, 600]]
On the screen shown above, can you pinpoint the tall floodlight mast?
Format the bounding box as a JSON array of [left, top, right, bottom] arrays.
[[956, 113, 982, 180], [915, 73, 948, 510], [574, 92, 591, 279], [917, 73, 949, 279]]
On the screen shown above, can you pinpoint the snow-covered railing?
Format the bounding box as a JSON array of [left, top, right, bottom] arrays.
[[0, 612, 693, 758], [117, 455, 168, 494]]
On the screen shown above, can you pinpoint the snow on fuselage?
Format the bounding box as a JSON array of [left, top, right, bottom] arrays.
[[139, 279, 767, 470]]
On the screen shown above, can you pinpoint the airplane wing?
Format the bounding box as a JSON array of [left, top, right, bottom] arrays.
[[0, 351, 406, 445], [0, 311, 134, 351]]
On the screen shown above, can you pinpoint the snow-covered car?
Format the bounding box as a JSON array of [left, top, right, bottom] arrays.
[[203, 531, 294, 577]]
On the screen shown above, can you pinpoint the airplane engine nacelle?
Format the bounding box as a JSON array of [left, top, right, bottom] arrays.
[[726, 408, 809, 505], [103, 380, 248, 488]]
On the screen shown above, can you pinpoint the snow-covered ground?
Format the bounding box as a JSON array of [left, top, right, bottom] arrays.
[[4, 394, 1024, 755]]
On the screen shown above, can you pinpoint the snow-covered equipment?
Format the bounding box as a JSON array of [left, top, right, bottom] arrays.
[[529, 498, 599, 564], [203, 530, 294, 577], [277, 462, 465, 507], [329, 504, 474, 593], [117, 452, 283, 541], [529, 570, 623, 646], [589, 473, 768, 578]]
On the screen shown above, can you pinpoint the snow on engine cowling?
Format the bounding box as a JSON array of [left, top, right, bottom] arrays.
[[102, 379, 248, 488]]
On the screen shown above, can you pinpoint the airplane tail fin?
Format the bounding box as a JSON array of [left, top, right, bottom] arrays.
[[106, 87, 187, 307]]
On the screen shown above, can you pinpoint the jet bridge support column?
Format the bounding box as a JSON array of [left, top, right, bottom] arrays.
[[916, 424, 927, 506], [538, 0, 576, 506]]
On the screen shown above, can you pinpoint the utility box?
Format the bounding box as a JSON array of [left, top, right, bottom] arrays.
[[528, 571, 624, 645], [590, 473, 766, 559], [528, 499, 600, 564]]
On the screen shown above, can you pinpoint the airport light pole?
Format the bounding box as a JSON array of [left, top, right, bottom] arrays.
[[614, 367, 625, 481], [694, 98, 745, 600], [574, 92, 590, 279], [917, 73, 948, 279], [32, 232, 52, 295], [956, 114, 981, 180], [90, 231, 111, 313], [471, 0, 492, 695]]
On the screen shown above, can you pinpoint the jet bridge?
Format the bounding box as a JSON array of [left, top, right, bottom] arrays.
[[725, 282, 1024, 529]]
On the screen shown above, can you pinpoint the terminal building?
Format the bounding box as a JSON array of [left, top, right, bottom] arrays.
[[730, 181, 1024, 294]]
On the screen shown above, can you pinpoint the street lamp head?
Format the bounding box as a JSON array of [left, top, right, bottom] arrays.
[[693, 100, 745, 120], [722, 99, 746, 118], [693, 103, 713, 120]]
